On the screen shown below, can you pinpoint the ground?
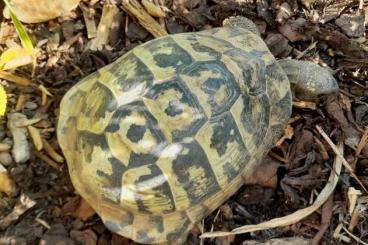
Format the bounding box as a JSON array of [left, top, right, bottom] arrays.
[[0, 0, 368, 244]]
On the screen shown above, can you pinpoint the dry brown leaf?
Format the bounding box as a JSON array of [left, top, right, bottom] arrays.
[[6, 0, 80, 23], [244, 155, 280, 189], [0, 163, 16, 196], [0, 193, 36, 229], [73, 198, 96, 221], [27, 125, 43, 151]]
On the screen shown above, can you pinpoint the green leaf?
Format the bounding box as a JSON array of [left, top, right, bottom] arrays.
[[2, 0, 33, 50]]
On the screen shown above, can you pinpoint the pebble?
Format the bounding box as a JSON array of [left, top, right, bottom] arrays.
[[0, 152, 13, 166], [24, 101, 38, 110]]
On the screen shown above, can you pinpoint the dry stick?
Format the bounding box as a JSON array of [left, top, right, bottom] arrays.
[[200, 143, 343, 238], [315, 125, 368, 193]]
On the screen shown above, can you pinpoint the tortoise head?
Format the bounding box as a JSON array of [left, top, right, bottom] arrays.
[[222, 16, 261, 36], [277, 59, 339, 100]]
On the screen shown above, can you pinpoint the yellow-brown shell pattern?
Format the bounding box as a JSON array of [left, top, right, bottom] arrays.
[[57, 26, 292, 244]]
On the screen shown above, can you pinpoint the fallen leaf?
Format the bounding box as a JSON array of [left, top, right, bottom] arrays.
[[5, 0, 80, 23], [0, 84, 6, 116], [0, 47, 33, 70], [73, 198, 96, 221], [0, 163, 16, 196], [244, 155, 280, 189]]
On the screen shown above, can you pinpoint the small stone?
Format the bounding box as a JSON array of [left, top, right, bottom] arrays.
[[0, 152, 13, 166], [336, 12, 365, 38], [24, 101, 38, 110], [126, 21, 150, 41]]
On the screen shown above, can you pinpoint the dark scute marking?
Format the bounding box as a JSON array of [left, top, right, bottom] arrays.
[[83, 82, 117, 119], [241, 94, 270, 147], [275, 91, 292, 121], [128, 152, 158, 168], [150, 216, 164, 233], [180, 61, 240, 118], [106, 101, 166, 144], [136, 231, 155, 244], [126, 124, 146, 143], [143, 36, 193, 69], [97, 157, 127, 203], [210, 112, 245, 156], [78, 131, 109, 163], [185, 35, 222, 59], [107, 52, 154, 92], [222, 154, 250, 183], [145, 78, 207, 140], [133, 164, 175, 213], [172, 140, 220, 204], [104, 211, 134, 232], [224, 49, 267, 96], [164, 100, 183, 117], [166, 212, 192, 242]]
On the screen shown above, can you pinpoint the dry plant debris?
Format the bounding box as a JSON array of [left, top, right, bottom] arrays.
[[0, 0, 368, 244]]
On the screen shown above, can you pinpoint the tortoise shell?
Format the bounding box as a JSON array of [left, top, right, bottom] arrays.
[[57, 26, 292, 244]]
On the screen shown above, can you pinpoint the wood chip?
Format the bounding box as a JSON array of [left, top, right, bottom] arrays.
[[122, 0, 168, 38], [0, 163, 16, 196], [292, 100, 316, 110], [89, 4, 120, 51], [0, 193, 36, 229], [27, 126, 43, 151], [81, 4, 97, 39]]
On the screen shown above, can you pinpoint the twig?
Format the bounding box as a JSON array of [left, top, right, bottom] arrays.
[[315, 125, 368, 193], [200, 143, 343, 238]]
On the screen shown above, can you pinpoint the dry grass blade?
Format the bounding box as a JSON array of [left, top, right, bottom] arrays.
[[200, 143, 344, 238], [81, 4, 97, 39], [142, 0, 166, 18], [292, 100, 316, 110], [0, 71, 30, 86], [316, 125, 368, 193], [43, 139, 64, 163], [34, 151, 63, 172], [122, 0, 168, 38], [28, 126, 43, 151]]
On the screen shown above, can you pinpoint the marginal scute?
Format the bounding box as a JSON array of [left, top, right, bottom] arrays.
[[57, 22, 294, 244]]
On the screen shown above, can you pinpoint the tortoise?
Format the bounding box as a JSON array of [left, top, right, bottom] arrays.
[[57, 16, 338, 244]]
